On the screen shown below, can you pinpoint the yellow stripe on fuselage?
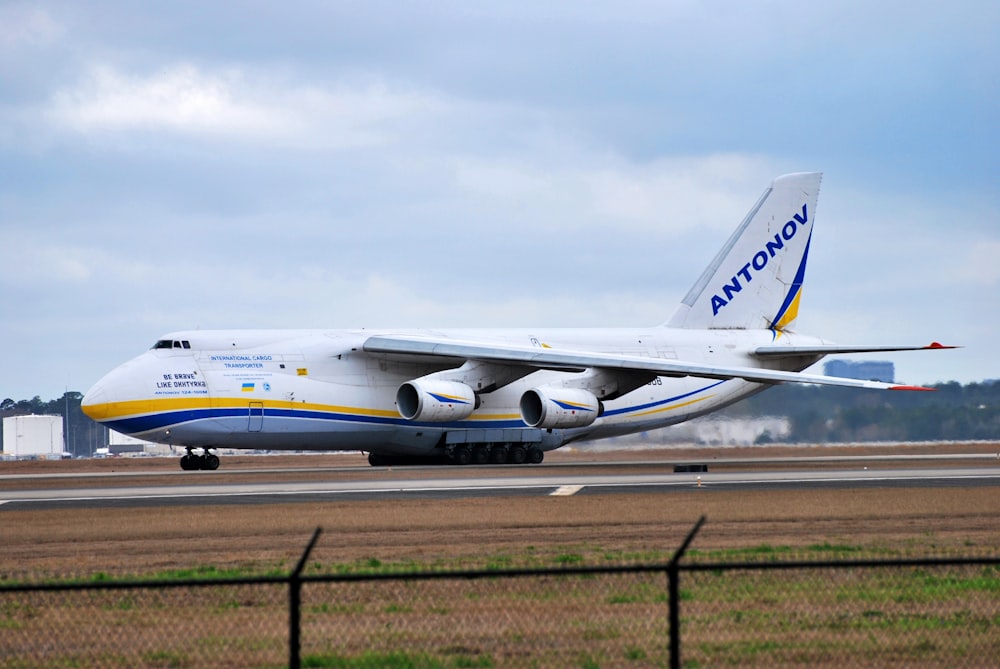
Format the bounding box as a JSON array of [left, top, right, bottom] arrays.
[[629, 394, 714, 419], [89, 396, 400, 420]]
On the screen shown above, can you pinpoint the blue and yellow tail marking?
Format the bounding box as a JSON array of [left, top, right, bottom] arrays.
[[769, 232, 812, 337]]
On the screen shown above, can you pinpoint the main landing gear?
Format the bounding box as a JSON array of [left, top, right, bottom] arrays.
[[446, 443, 544, 466], [366, 444, 545, 467], [179, 448, 220, 471]]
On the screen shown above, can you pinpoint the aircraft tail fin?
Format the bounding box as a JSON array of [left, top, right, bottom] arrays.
[[666, 172, 823, 331]]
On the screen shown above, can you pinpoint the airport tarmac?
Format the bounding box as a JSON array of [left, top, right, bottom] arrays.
[[2, 448, 1000, 511]]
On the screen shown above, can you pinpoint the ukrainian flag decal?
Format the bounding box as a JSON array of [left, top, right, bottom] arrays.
[[241, 383, 255, 392]]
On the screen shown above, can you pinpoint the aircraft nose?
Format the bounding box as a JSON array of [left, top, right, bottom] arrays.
[[81, 383, 108, 421], [81, 356, 147, 423]]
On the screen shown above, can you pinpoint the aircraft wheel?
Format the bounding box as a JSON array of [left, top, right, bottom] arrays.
[[203, 454, 220, 470], [527, 447, 544, 464], [179, 454, 196, 471], [368, 452, 385, 467], [472, 445, 489, 465], [451, 446, 472, 465], [508, 445, 527, 465], [489, 445, 508, 464]]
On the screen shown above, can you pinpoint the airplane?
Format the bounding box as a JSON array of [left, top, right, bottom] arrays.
[[81, 172, 954, 469]]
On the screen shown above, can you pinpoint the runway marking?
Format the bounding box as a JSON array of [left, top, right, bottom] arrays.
[[4, 469, 1000, 510]]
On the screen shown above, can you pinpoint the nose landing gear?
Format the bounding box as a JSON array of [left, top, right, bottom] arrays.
[[179, 448, 220, 471]]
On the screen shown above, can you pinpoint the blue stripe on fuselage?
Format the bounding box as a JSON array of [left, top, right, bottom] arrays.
[[105, 381, 727, 436]]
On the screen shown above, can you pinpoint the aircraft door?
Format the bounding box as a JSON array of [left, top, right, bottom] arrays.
[[248, 402, 264, 432]]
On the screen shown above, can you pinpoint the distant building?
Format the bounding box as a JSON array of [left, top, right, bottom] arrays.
[[824, 360, 895, 383], [108, 429, 168, 455], [2, 415, 66, 458]]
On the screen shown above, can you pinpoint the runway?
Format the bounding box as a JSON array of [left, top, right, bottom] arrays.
[[3, 458, 1000, 511]]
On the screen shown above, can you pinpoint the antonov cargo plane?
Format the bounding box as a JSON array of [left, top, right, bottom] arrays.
[[81, 173, 952, 469]]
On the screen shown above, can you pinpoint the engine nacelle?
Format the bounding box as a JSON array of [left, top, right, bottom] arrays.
[[396, 379, 477, 422], [520, 387, 601, 429]]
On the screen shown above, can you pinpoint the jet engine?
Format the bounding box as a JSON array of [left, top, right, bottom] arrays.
[[396, 379, 477, 421], [520, 387, 601, 429]]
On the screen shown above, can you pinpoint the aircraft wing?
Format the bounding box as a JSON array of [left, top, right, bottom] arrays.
[[754, 342, 957, 358], [362, 335, 935, 391]]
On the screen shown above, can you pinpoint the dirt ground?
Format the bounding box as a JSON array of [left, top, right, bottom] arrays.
[[3, 443, 999, 580]]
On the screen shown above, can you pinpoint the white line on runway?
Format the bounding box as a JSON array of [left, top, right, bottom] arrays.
[[551, 485, 583, 496], [4, 468, 1000, 507]]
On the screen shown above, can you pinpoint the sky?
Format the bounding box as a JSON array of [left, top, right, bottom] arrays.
[[1, 0, 998, 402]]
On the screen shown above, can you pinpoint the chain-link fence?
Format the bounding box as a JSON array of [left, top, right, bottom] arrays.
[[680, 560, 1000, 667], [2, 523, 998, 668], [1, 579, 287, 668]]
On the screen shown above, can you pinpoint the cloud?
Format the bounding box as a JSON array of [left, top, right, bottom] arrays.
[[0, 231, 156, 288], [959, 240, 1000, 286], [0, 5, 63, 50], [448, 152, 780, 239], [48, 64, 282, 136], [44, 63, 449, 150]]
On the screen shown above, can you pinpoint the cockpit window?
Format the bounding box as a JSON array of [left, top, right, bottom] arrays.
[[153, 339, 193, 350]]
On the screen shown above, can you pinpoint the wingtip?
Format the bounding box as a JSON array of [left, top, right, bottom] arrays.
[[889, 385, 937, 392], [926, 342, 960, 350]]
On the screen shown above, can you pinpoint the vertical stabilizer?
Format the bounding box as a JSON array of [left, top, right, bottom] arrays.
[[666, 172, 822, 331]]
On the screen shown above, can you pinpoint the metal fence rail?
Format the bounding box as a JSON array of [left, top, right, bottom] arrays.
[[2, 521, 998, 668]]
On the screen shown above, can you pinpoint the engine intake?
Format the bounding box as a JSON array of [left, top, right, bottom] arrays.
[[520, 387, 601, 429], [396, 380, 477, 422]]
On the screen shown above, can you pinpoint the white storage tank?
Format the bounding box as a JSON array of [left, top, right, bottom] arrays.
[[2, 415, 65, 458]]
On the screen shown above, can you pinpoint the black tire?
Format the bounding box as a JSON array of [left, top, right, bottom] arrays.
[[179, 455, 195, 471], [527, 447, 544, 464], [509, 445, 527, 465], [451, 446, 472, 465], [203, 454, 220, 470], [489, 446, 508, 464], [472, 445, 489, 465]]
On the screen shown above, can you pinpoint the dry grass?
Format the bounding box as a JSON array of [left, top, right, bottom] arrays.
[[3, 484, 998, 581]]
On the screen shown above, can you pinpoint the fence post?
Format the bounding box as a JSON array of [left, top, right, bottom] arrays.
[[289, 527, 323, 669], [668, 516, 705, 669]]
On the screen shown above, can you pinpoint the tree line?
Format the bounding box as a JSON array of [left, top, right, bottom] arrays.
[[2, 380, 999, 456], [717, 380, 1000, 443]]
